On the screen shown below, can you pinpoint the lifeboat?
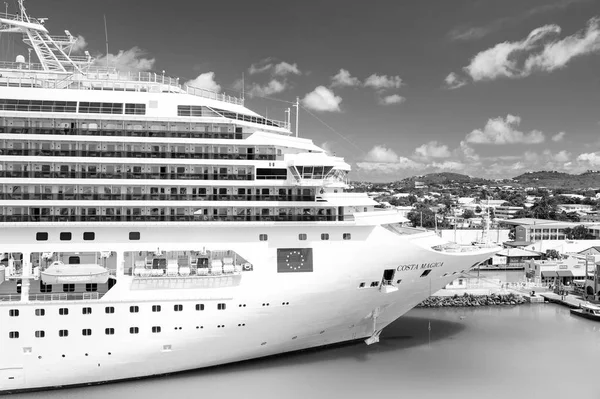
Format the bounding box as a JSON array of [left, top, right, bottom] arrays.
[[41, 261, 109, 284]]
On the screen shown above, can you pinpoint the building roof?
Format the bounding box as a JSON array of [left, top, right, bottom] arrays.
[[503, 240, 533, 247], [501, 218, 564, 226], [496, 248, 542, 257]]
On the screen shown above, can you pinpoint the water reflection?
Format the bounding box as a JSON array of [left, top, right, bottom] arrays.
[[12, 304, 600, 399]]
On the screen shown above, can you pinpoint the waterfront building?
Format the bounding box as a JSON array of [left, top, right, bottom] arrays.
[[502, 218, 600, 242], [526, 256, 587, 286], [492, 248, 542, 269], [494, 205, 524, 220]]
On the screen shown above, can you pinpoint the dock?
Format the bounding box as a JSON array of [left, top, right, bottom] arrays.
[[540, 293, 591, 309]]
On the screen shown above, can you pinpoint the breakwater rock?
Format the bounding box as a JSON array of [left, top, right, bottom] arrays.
[[417, 293, 526, 308]]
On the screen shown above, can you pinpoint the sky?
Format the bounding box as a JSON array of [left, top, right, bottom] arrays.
[[3, 0, 600, 181]]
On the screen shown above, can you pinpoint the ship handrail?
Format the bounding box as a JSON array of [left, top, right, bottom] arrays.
[[0, 66, 246, 106], [0, 292, 102, 302]]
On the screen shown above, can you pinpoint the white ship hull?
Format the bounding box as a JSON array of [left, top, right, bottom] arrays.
[[0, 222, 498, 392]]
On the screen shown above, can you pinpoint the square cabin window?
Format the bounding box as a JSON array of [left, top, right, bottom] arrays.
[[129, 231, 141, 240], [298, 233, 307, 241], [59, 232, 72, 241], [36, 232, 48, 241], [83, 232, 95, 241], [259, 234, 268, 241], [321, 233, 329, 241], [343, 233, 351, 240]]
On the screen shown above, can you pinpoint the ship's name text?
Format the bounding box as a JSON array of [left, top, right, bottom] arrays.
[[396, 262, 444, 272]]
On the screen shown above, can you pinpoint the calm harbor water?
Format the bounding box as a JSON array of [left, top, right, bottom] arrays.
[[10, 303, 600, 399]]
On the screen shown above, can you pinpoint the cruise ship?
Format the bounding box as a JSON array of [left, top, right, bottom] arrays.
[[0, 2, 499, 393]]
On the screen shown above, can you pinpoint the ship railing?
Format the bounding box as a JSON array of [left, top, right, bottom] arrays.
[[0, 291, 107, 302], [0, 294, 21, 302], [28, 292, 102, 301], [0, 10, 46, 25], [0, 65, 245, 106]]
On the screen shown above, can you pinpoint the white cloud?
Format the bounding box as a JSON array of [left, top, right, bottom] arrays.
[[548, 149, 571, 162], [465, 24, 561, 81], [301, 86, 342, 112], [72, 35, 87, 53], [364, 145, 400, 163], [577, 152, 600, 166], [248, 58, 301, 76], [378, 94, 406, 105], [465, 114, 545, 144], [414, 141, 451, 158], [274, 61, 301, 76], [364, 74, 402, 90], [524, 17, 600, 73], [449, 17, 600, 85], [552, 131, 566, 142], [247, 79, 286, 97], [320, 141, 336, 155], [459, 140, 480, 162], [444, 72, 467, 90], [93, 47, 155, 72], [430, 161, 467, 171], [185, 72, 221, 92], [357, 145, 424, 174], [331, 69, 361, 87]]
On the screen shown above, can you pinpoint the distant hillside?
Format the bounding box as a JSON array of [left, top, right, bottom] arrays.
[[513, 171, 600, 189], [401, 172, 474, 185]]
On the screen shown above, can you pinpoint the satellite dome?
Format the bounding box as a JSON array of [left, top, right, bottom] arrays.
[[15, 55, 26, 63]]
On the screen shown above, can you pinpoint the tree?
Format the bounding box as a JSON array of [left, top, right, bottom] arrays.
[[545, 249, 560, 260], [462, 209, 475, 219], [407, 203, 436, 228]]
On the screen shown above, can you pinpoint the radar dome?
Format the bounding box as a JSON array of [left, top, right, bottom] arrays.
[[15, 55, 26, 63]]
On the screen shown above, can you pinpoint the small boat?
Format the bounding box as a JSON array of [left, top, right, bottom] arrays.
[[41, 261, 109, 284], [570, 303, 600, 321]]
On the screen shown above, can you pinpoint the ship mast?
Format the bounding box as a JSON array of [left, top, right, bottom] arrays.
[[0, 0, 92, 73]]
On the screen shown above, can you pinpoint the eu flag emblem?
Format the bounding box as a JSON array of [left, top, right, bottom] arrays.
[[277, 248, 313, 273]]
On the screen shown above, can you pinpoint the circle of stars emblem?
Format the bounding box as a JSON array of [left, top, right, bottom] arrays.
[[286, 250, 305, 271]]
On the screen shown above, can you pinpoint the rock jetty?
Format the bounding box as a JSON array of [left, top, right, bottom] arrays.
[[417, 293, 526, 308]]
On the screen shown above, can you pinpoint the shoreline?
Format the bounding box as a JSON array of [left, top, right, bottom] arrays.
[[418, 292, 527, 307]]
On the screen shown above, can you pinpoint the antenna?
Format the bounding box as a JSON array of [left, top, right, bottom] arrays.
[[103, 14, 109, 70], [293, 97, 299, 137], [241, 72, 245, 100]]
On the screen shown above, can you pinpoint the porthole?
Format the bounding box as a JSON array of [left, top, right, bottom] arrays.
[[35, 309, 45, 316], [343, 233, 351, 240], [8, 331, 19, 339], [174, 304, 183, 311], [298, 233, 307, 241], [321, 233, 329, 240], [152, 326, 161, 333], [130, 306, 139, 313], [59, 330, 69, 337], [130, 327, 139, 334], [82, 307, 92, 315], [105, 328, 115, 335], [82, 329, 92, 336], [35, 330, 45, 338], [8, 309, 19, 317], [195, 304, 204, 311], [105, 306, 115, 314]]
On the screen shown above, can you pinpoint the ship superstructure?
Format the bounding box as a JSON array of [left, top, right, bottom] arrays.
[[0, 2, 499, 393]]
